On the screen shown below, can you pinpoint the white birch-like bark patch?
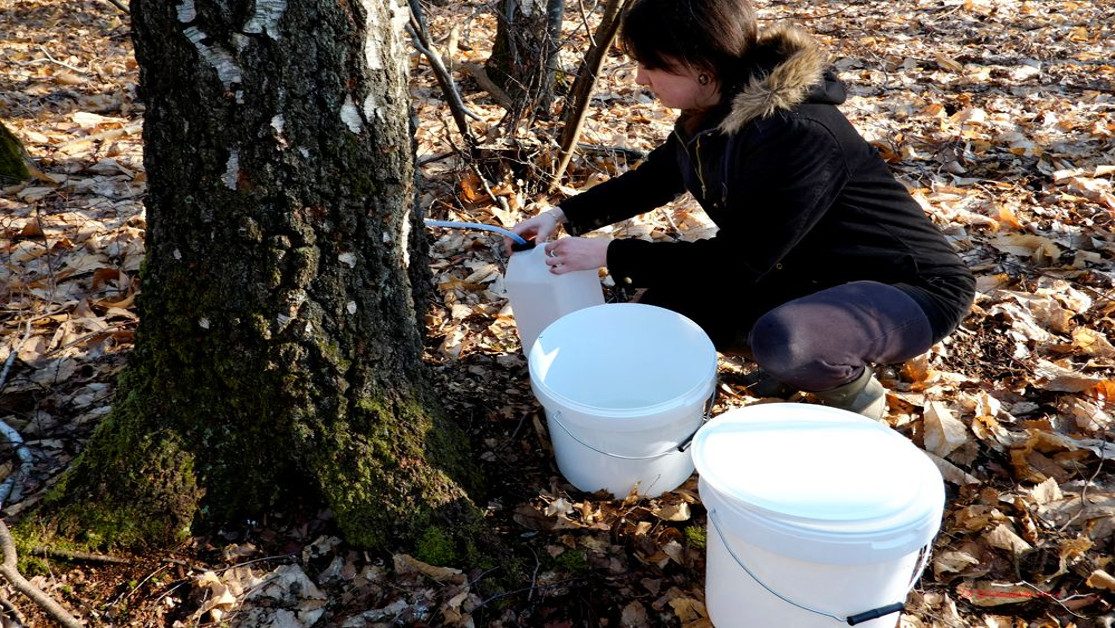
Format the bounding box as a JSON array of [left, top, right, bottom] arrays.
[[361, 0, 384, 70], [360, 0, 407, 72], [516, 0, 545, 18], [183, 27, 243, 89], [176, 0, 196, 23], [222, 149, 240, 190], [400, 213, 412, 269], [340, 95, 363, 133], [389, 0, 409, 77], [389, 0, 410, 36], [243, 0, 287, 40]]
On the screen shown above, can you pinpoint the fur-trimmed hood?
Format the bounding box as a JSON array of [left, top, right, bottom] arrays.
[[717, 26, 839, 134]]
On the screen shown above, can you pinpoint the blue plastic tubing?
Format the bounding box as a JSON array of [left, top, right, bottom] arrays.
[[423, 219, 528, 246]]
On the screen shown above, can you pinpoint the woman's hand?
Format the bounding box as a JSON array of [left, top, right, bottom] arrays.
[[505, 207, 566, 254], [544, 237, 610, 274]]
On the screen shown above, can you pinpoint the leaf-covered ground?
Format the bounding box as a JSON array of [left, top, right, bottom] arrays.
[[1, 0, 1113, 626]]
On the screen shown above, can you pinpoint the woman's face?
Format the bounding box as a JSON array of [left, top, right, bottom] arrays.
[[634, 60, 720, 110]]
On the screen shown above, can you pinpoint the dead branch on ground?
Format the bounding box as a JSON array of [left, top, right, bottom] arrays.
[[0, 520, 82, 628]]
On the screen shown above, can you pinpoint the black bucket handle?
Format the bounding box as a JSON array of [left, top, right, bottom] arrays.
[[708, 508, 929, 625]]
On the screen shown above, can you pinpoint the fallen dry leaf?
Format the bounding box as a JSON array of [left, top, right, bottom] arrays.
[[923, 401, 969, 458], [1084, 570, 1115, 593], [621, 601, 650, 627], [984, 524, 1033, 556], [1029, 477, 1063, 506], [393, 554, 465, 584], [956, 581, 1046, 607], [668, 595, 707, 623], [651, 501, 691, 522], [1032, 359, 1108, 393], [933, 550, 981, 577], [1071, 327, 1115, 358]]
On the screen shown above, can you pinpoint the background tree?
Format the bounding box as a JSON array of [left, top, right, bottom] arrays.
[[485, 0, 565, 125], [31, 0, 487, 557]]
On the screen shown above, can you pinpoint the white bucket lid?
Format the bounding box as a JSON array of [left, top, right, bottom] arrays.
[[528, 303, 717, 427], [693, 403, 944, 563]]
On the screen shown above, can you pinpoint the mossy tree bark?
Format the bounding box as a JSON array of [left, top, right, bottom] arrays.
[[33, 0, 486, 557], [0, 120, 31, 183]]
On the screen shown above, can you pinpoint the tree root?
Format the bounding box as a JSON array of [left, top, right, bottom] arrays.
[[0, 520, 82, 628], [0, 595, 27, 627], [32, 547, 130, 565]]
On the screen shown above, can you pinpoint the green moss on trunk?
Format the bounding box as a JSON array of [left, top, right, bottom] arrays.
[[306, 386, 486, 558], [0, 121, 30, 182], [31, 370, 204, 548], [26, 0, 498, 567]]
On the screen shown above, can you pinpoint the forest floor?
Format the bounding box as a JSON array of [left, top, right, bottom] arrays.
[[1, 0, 1114, 626]]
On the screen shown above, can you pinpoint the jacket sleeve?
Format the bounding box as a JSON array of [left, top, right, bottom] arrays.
[[558, 134, 687, 236], [605, 115, 849, 288]]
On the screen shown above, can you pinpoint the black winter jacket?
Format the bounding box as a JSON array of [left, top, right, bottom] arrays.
[[559, 26, 974, 339]]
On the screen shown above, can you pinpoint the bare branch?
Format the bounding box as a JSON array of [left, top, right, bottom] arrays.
[[459, 62, 514, 110], [550, 0, 628, 189], [407, 0, 481, 148], [103, 0, 129, 14], [0, 520, 83, 628], [37, 46, 87, 74], [31, 547, 131, 565]]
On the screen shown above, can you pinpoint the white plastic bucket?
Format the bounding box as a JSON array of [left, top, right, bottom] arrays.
[[691, 403, 944, 627], [528, 303, 717, 498]]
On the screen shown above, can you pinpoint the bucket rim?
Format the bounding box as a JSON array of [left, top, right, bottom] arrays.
[[691, 403, 945, 536], [699, 475, 942, 540], [699, 477, 943, 563], [528, 303, 718, 420], [533, 369, 718, 421]]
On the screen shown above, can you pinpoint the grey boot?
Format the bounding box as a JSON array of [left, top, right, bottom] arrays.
[[813, 366, 887, 420], [734, 369, 798, 399]]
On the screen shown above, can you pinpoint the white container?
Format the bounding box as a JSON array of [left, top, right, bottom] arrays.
[[505, 245, 604, 354], [528, 303, 717, 498], [691, 404, 944, 627]]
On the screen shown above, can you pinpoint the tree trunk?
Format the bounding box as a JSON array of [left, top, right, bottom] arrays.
[[0, 121, 30, 183], [485, 0, 563, 125], [32, 0, 486, 557], [538, 0, 566, 112]]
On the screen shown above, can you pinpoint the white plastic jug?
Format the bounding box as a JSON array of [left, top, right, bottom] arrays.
[[505, 244, 604, 353]]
